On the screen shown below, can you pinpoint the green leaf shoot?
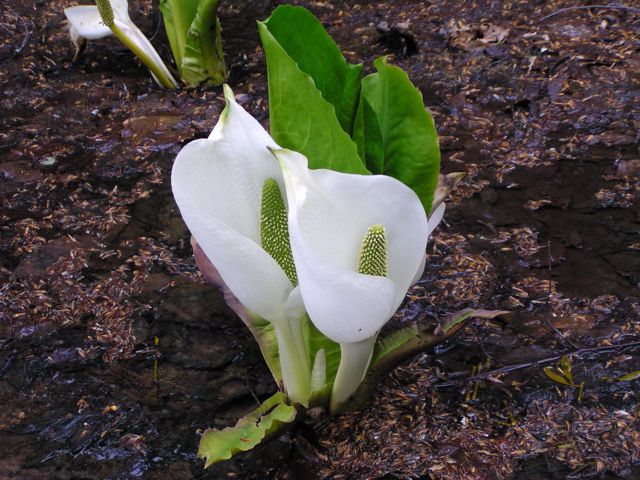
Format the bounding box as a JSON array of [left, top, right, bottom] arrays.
[[160, 0, 226, 86], [182, 0, 226, 85], [159, 0, 199, 75], [543, 366, 574, 386]]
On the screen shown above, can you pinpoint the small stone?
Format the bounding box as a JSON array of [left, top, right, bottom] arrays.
[[234, 93, 251, 105]]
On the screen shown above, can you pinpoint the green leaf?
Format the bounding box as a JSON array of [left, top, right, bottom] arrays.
[[159, 0, 199, 75], [353, 96, 384, 170], [355, 57, 440, 211], [559, 355, 574, 384], [372, 309, 510, 367], [543, 366, 573, 386], [608, 370, 640, 382], [371, 324, 420, 365], [261, 5, 363, 135], [258, 7, 368, 175], [198, 392, 297, 468], [248, 315, 282, 384], [181, 0, 226, 85], [435, 308, 512, 336]]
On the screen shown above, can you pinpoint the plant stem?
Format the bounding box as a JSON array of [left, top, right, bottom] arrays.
[[330, 337, 376, 412], [335, 317, 470, 413], [274, 317, 311, 406]]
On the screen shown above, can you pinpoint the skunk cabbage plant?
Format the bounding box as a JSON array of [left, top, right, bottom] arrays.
[[274, 149, 445, 409], [173, 87, 446, 466], [169, 4, 502, 469], [64, 0, 226, 87]]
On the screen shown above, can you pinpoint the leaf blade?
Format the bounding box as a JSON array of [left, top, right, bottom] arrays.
[[159, 0, 199, 74], [198, 392, 297, 468], [357, 57, 440, 210], [262, 5, 363, 135], [613, 370, 640, 382], [258, 9, 367, 174], [543, 367, 573, 386]]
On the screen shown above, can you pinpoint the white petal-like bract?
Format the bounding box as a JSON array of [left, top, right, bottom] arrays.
[[172, 87, 294, 323], [64, 6, 112, 40], [275, 149, 429, 344]]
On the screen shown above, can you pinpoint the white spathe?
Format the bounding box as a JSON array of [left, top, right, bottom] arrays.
[[65, 5, 112, 40], [171, 86, 314, 405], [275, 148, 432, 344], [171, 85, 300, 325], [64, 0, 177, 87], [274, 148, 445, 409]]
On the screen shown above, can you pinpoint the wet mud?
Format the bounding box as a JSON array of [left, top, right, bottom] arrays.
[[1, 0, 639, 478]]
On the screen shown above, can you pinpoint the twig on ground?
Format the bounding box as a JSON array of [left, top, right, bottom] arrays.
[[435, 340, 640, 388], [540, 4, 640, 22]]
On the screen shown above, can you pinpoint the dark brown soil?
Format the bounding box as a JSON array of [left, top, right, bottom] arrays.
[[1, 1, 639, 479]]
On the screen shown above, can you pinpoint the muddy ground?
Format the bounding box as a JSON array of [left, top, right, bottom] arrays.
[[1, 0, 639, 478]]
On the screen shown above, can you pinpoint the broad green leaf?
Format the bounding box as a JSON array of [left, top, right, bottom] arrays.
[[341, 66, 365, 136], [262, 5, 363, 135], [258, 10, 368, 174], [159, 0, 199, 75], [198, 392, 297, 468], [355, 57, 440, 211], [181, 0, 226, 85], [353, 96, 384, 170]]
